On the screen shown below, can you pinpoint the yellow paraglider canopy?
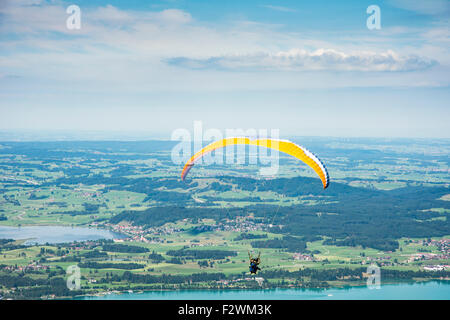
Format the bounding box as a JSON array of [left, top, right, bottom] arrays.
[[181, 137, 329, 189]]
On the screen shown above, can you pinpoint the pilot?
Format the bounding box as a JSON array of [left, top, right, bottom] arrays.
[[248, 251, 261, 274]]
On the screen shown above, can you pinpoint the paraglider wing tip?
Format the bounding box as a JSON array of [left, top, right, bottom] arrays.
[[181, 162, 195, 181]]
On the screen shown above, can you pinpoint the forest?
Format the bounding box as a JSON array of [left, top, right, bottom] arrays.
[[110, 176, 449, 251]]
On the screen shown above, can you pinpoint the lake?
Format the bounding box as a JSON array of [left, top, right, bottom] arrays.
[[0, 225, 125, 245], [76, 281, 450, 300]]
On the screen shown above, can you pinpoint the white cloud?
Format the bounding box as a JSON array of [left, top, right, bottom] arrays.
[[422, 26, 450, 43], [0, 1, 446, 93], [87, 6, 192, 27], [167, 49, 437, 72], [88, 4, 134, 24], [0, 1, 68, 34], [157, 9, 192, 24], [387, 0, 450, 15], [260, 5, 297, 13], [0, 2, 192, 35], [0, 2, 449, 135]]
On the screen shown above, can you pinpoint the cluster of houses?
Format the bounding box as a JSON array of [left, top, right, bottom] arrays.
[[2, 263, 49, 272], [99, 222, 152, 243], [217, 277, 264, 286], [408, 238, 450, 251], [108, 222, 187, 243], [146, 225, 183, 236], [406, 252, 449, 263], [423, 238, 450, 254], [293, 253, 315, 261], [74, 185, 103, 200], [423, 265, 450, 272], [361, 256, 393, 266], [189, 242, 214, 248], [214, 217, 265, 233], [104, 215, 267, 244], [104, 222, 144, 236], [113, 235, 149, 243]]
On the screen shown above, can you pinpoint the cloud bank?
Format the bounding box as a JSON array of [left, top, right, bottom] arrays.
[[166, 49, 437, 72]]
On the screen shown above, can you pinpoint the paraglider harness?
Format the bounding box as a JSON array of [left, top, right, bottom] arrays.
[[248, 251, 261, 274]]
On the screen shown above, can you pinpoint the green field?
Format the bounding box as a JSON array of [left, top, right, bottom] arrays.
[[0, 139, 449, 298]]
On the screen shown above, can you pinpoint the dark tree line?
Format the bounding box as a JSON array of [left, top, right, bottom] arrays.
[[102, 244, 149, 253], [251, 236, 307, 252], [78, 262, 144, 270], [166, 249, 237, 260]]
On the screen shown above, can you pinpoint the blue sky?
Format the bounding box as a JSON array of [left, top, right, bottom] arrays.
[[0, 0, 449, 138]]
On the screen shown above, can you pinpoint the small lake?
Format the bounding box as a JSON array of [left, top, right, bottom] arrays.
[[0, 225, 125, 245], [76, 281, 450, 300]]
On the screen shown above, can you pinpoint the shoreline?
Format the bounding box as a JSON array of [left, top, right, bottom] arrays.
[[72, 279, 450, 300], [1, 223, 448, 300]]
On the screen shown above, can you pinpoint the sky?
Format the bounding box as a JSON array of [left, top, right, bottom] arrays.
[[0, 0, 449, 139]]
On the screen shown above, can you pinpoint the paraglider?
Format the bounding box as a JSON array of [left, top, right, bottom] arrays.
[[248, 251, 261, 274], [180, 137, 330, 275], [181, 137, 329, 189]]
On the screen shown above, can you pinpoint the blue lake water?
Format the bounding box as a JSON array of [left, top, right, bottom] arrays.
[[77, 281, 450, 300], [0, 225, 125, 245]]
